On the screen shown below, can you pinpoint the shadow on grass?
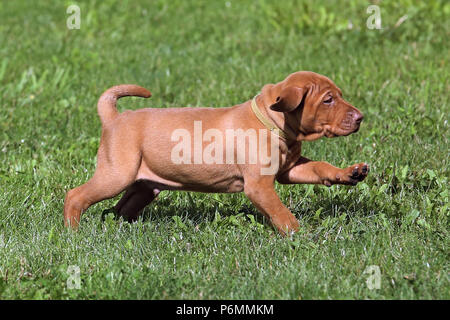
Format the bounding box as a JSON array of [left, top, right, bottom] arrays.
[[100, 187, 377, 229]]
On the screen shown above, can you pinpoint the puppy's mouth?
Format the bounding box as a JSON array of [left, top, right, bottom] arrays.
[[324, 130, 338, 138], [325, 124, 360, 137]]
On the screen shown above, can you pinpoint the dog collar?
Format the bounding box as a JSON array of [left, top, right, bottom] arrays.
[[251, 96, 288, 140]]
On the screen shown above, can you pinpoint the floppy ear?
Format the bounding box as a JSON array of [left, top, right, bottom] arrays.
[[269, 86, 307, 112]]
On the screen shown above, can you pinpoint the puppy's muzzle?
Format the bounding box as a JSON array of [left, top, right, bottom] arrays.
[[339, 110, 364, 135], [351, 111, 363, 132]]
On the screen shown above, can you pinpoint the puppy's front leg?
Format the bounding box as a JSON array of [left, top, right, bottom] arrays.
[[244, 177, 299, 236], [277, 157, 369, 186]]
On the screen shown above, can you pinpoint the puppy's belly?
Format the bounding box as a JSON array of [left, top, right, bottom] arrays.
[[136, 161, 244, 193]]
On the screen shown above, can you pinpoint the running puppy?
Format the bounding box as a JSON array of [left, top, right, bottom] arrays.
[[64, 71, 368, 235]]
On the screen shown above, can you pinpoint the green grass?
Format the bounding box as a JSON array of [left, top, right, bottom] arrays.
[[0, 0, 449, 299]]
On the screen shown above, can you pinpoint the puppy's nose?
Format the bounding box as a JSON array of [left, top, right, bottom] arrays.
[[353, 112, 364, 124]]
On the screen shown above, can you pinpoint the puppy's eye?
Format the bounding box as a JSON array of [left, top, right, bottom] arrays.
[[323, 97, 333, 104]]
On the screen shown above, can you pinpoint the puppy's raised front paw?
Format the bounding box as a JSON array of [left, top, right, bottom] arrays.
[[336, 163, 369, 185]]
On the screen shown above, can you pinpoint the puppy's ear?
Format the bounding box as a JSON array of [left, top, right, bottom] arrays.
[[270, 86, 307, 112]]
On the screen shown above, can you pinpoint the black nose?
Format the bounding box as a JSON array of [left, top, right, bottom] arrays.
[[353, 112, 364, 124]]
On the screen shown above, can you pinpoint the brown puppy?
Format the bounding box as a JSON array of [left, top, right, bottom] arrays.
[[64, 71, 368, 235]]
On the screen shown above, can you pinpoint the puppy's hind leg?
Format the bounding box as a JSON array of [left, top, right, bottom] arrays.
[[112, 181, 160, 222], [64, 148, 141, 229]]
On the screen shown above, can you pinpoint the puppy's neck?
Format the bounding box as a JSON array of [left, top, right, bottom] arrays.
[[256, 94, 308, 144]]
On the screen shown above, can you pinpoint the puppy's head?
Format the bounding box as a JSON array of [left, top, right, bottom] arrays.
[[262, 71, 363, 141]]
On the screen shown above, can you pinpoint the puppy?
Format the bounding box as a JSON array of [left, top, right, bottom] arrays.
[[64, 71, 368, 235]]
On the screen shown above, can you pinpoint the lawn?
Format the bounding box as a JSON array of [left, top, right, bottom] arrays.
[[0, 0, 448, 299]]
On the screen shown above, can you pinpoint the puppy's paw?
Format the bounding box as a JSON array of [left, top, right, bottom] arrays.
[[274, 214, 300, 236], [336, 163, 369, 185], [101, 207, 119, 221]]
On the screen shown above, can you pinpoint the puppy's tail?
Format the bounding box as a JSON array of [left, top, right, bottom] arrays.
[[97, 84, 152, 124]]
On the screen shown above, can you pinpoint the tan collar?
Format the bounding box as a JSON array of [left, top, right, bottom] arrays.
[[251, 96, 288, 140]]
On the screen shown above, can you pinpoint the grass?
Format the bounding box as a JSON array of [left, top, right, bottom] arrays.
[[0, 0, 448, 299]]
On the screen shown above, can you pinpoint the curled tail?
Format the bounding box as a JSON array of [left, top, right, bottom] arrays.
[[97, 84, 152, 124]]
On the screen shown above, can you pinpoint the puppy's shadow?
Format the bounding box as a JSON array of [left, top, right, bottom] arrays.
[[102, 186, 376, 232], [102, 191, 266, 226]]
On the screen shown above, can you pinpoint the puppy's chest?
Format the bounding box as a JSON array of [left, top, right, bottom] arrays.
[[280, 142, 302, 172]]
